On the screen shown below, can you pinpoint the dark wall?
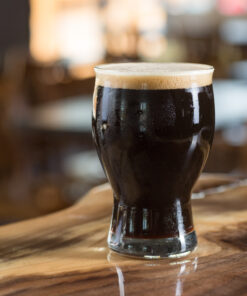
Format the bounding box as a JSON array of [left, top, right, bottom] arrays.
[[0, 0, 30, 71]]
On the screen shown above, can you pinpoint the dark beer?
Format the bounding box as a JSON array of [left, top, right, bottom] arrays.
[[92, 63, 215, 257]]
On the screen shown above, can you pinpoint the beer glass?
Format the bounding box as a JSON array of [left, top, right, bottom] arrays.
[[92, 63, 215, 258]]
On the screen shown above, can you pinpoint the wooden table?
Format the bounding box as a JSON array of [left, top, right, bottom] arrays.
[[0, 174, 247, 295]]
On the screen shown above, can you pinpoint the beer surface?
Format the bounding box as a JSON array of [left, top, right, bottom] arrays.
[[95, 63, 214, 90]]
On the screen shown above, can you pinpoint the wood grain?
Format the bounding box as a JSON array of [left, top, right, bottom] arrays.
[[0, 174, 246, 295]]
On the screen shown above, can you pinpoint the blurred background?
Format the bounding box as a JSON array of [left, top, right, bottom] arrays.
[[0, 0, 247, 223]]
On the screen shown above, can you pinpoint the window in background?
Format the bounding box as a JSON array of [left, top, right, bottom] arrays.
[[217, 0, 247, 15], [30, 0, 105, 66], [165, 0, 216, 15], [103, 0, 167, 60]]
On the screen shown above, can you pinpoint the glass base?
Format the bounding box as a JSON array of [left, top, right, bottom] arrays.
[[108, 230, 197, 259]]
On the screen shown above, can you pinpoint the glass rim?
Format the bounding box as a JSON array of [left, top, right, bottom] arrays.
[[94, 62, 214, 77]]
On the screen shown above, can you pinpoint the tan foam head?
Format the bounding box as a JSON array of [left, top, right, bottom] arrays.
[[95, 63, 214, 90]]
